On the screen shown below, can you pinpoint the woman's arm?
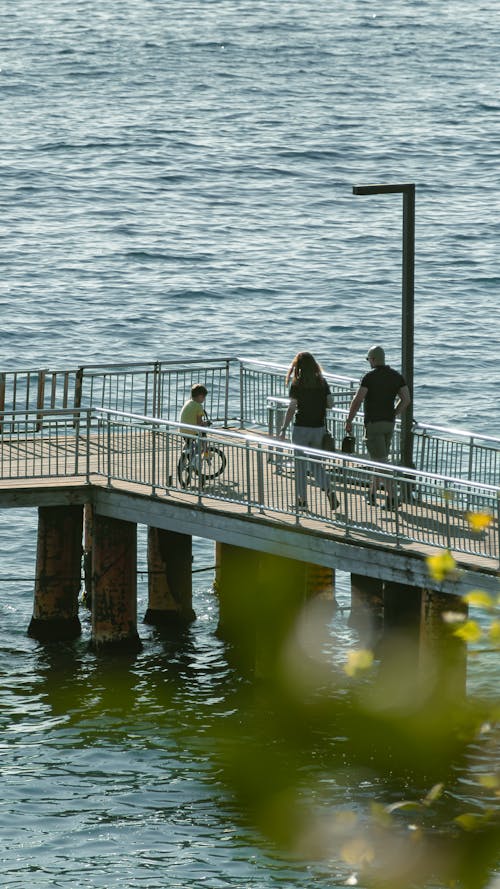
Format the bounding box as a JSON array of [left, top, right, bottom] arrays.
[[279, 399, 298, 438]]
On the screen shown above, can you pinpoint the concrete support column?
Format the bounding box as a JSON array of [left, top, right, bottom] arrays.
[[28, 505, 83, 641], [377, 580, 424, 698], [215, 543, 260, 669], [349, 573, 384, 647], [383, 580, 422, 636], [144, 527, 195, 626], [216, 543, 309, 676], [419, 588, 468, 700], [255, 552, 308, 678], [91, 514, 141, 652]]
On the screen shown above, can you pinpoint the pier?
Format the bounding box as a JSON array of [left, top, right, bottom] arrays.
[[0, 358, 498, 677]]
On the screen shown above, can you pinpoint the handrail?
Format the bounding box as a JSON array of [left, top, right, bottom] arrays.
[[96, 407, 500, 492], [0, 357, 498, 491], [93, 408, 499, 568], [413, 420, 500, 447], [1, 406, 498, 567]]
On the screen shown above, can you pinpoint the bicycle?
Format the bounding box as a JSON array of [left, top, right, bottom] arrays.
[[177, 413, 227, 489]]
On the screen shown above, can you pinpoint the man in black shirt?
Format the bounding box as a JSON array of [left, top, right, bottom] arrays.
[[345, 345, 410, 508]]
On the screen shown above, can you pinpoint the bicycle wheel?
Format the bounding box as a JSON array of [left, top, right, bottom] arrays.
[[200, 445, 226, 480], [177, 450, 195, 488]]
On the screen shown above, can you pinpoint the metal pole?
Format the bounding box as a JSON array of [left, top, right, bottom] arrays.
[[352, 183, 415, 467], [401, 185, 415, 468]]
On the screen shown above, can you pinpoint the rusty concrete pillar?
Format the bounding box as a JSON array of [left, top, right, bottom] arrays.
[[305, 564, 336, 603], [419, 588, 468, 700], [91, 513, 141, 652], [349, 573, 384, 647], [28, 505, 83, 641], [82, 502, 94, 608], [144, 527, 195, 626]]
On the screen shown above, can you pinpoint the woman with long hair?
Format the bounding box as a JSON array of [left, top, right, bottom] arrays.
[[279, 352, 339, 510]]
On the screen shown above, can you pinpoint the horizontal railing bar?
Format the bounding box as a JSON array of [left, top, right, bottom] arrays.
[[413, 421, 500, 446], [94, 408, 500, 495], [238, 356, 357, 385], [1, 404, 498, 497]]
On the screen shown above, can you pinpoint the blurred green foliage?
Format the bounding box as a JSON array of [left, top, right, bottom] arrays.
[[208, 547, 500, 888]]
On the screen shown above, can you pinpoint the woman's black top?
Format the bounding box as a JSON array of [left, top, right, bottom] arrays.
[[289, 377, 331, 427]]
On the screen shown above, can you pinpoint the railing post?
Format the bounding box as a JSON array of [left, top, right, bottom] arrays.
[[151, 422, 157, 495], [256, 443, 265, 513], [245, 440, 252, 513], [74, 410, 80, 477], [106, 412, 112, 486], [467, 436, 474, 483], [196, 436, 203, 504], [36, 370, 47, 431], [86, 410, 91, 483], [152, 361, 161, 417], [239, 361, 245, 429], [444, 482, 452, 551], [74, 367, 83, 409], [0, 371, 5, 435], [224, 359, 230, 427]]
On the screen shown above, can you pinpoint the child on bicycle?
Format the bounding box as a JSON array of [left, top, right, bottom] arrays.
[[179, 384, 209, 443]]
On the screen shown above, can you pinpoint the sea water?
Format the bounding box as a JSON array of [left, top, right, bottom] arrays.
[[1, 1, 499, 886]]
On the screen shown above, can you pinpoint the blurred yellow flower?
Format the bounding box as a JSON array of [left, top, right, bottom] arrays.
[[466, 511, 493, 532], [462, 590, 495, 609], [426, 550, 456, 581], [344, 649, 374, 677], [453, 620, 482, 643]]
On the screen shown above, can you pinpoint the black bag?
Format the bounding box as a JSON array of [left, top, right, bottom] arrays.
[[341, 434, 355, 454], [321, 430, 335, 452]]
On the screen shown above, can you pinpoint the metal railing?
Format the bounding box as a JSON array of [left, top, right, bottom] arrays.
[[413, 421, 500, 487], [93, 410, 499, 568], [0, 406, 498, 566], [239, 358, 358, 428], [77, 358, 233, 425], [0, 408, 92, 482], [0, 358, 498, 490], [266, 397, 500, 487], [0, 368, 82, 417]]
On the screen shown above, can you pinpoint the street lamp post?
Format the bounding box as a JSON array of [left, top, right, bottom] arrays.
[[352, 182, 415, 469]]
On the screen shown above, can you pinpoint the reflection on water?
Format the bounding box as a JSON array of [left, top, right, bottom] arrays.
[[1, 542, 499, 887]]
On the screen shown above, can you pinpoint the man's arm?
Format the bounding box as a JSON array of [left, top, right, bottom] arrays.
[[345, 386, 367, 433], [395, 385, 411, 418]]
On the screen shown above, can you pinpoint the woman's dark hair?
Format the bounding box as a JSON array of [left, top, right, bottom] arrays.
[[285, 352, 324, 387]]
